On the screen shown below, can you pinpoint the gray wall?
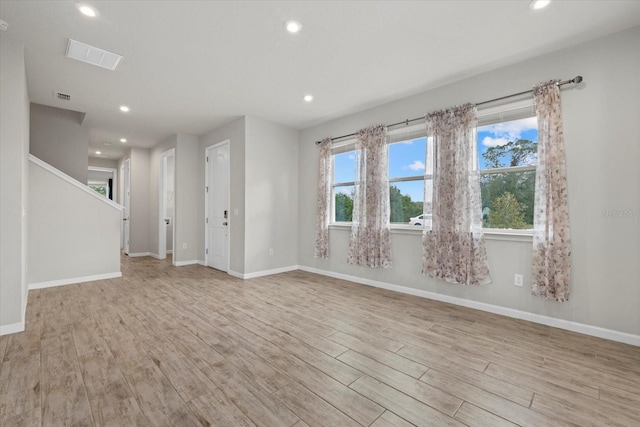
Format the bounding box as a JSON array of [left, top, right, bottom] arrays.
[[30, 103, 88, 183], [244, 116, 299, 274], [298, 27, 640, 336], [0, 35, 30, 333], [89, 157, 118, 169], [149, 135, 177, 257], [120, 147, 151, 255], [199, 117, 246, 273], [28, 161, 121, 284], [175, 134, 200, 263]]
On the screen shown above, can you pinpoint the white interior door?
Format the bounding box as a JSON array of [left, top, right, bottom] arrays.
[[119, 164, 125, 249], [123, 158, 131, 255], [158, 149, 175, 260], [206, 142, 229, 271]]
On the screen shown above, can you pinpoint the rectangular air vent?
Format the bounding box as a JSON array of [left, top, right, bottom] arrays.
[[65, 39, 123, 71], [56, 92, 71, 101]]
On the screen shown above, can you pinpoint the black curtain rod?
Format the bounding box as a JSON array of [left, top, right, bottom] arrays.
[[315, 75, 583, 145]]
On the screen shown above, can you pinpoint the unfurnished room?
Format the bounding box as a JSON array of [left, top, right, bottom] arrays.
[[1, 1, 639, 426]]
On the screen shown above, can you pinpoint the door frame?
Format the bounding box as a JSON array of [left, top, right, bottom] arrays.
[[123, 158, 131, 255], [158, 148, 175, 261], [204, 140, 230, 272]]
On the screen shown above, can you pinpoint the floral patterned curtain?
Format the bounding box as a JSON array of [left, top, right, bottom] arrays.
[[423, 104, 491, 285], [348, 125, 392, 268], [532, 81, 571, 301], [314, 138, 333, 259]]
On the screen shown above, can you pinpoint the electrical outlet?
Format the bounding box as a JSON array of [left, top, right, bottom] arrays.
[[182, 243, 187, 250], [269, 248, 274, 256], [514, 274, 524, 287]]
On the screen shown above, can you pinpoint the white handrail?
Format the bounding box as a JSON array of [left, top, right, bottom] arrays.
[[29, 154, 124, 211]]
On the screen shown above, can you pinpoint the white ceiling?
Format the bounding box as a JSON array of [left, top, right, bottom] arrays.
[[2, 1, 640, 160]]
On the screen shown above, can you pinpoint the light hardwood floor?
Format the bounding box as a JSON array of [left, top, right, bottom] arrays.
[[1, 255, 639, 426]]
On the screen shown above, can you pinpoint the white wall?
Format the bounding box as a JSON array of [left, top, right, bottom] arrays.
[[0, 35, 30, 334], [199, 117, 246, 273], [30, 103, 88, 183], [28, 160, 121, 285], [244, 116, 299, 274], [298, 27, 640, 338]]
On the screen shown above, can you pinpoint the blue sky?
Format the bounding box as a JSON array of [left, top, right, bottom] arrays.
[[334, 117, 538, 202]]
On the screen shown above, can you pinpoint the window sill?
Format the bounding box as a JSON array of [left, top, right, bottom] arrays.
[[329, 224, 533, 242]]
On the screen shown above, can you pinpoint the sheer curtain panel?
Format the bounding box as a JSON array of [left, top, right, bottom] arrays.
[[348, 125, 392, 268], [314, 138, 332, 259], [531, 81, 572, 301], [422, 104, 491, 285]]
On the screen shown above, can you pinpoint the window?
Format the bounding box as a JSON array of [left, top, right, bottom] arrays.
[[477, 102, 538, 230], [332, 150, 357, 222], [89, 181, 109, 198], [388, 136, 431, 225], [331, 124, 431, 226], [329, 103, 538, 231]]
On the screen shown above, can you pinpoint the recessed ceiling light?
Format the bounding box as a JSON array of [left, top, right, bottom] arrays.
[[77, 4, 99, 17], [95, 151, 101, 155], [285, 20, 302, 33], [120, 138, 127, 143], [119, 105, 130, 112], [529, 0, 551, 10], [303, 94, 314, 102]]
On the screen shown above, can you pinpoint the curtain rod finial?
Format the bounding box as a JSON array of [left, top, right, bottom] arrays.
[[573, 75, 583, 84]]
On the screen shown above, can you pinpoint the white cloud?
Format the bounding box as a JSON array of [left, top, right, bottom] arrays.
[[406, 160, 425, 171], [523, 153, 538, 166], [337, 187, 352, 195], [347, 154, 356, 160], [480, 117, 538, 147], [481, 136, 510, 147]]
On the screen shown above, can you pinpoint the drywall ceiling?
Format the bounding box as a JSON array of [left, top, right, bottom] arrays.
[[1, 1, 640, 160]]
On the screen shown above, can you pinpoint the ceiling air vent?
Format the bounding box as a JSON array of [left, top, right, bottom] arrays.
[[55, 92, 71, 101], [65, 39, 123, 71]]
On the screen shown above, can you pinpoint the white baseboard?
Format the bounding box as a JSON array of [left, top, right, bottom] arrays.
[[149, 253, 161, 259], [127, 252, 151, 257], [298, 265, 640, 347], [1, 284, 31, 336], [174, 260, 198, 267], [228, 270, 244, 279], [197, 260, 206, 266], [29, 272, 122, 290], [167, 250, 174, 254], [229, 265, 300, 280], [0, 320, 25, 336]]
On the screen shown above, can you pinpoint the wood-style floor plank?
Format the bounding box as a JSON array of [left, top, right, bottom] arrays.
[[273, 381, 361, 427], [453, 402, 518, 427], [370, 411, 415, 427], [350, 375, 465, 427], [337, 350, 462, 416], [200, 360, 299, 427], [1, 254, 638, 427]]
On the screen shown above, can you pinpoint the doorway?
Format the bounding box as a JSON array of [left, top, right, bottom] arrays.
[[158, 149, 175, 261], [205, 141, 230, 272], [123, 158, 131, 255], [88, 166, 118, 201]]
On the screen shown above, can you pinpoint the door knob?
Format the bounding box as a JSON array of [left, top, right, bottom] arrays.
[[223, 222, 228, 226]]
